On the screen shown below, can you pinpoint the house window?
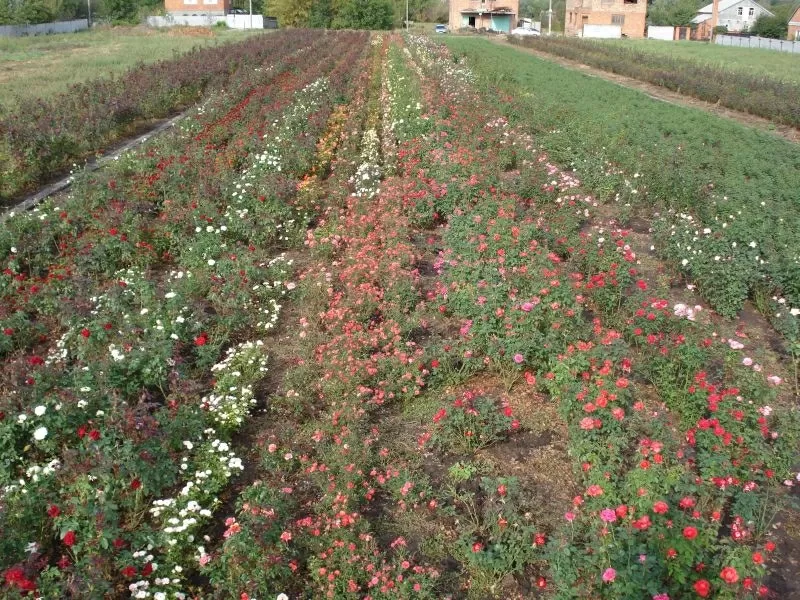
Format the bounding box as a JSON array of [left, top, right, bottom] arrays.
[[748, 7, 754, 16], [184, 0, 198, 4], [737, 7, 743, 15], [611, 14, 624, 24], [624, 0, 638, 4]]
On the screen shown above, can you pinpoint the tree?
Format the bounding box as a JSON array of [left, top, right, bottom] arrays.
[[333, 0, 393, 29], [750, 13, 788, 37], [266, 0, 312, 26], [16, 0, 55, 23], [647, 0, 703, 26], [308, 0, 332, 27], [103, 0, 139, 22], [0, 0, 14, 24]]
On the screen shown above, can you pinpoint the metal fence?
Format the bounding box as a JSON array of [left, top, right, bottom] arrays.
[[0, 19, 89, 37], [716, 34, 800, 53]]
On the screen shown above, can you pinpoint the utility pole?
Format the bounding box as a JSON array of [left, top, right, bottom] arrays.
[[249, 0, 252, 29], [547, 0, 553, 35], [87, 0, 92, 27], [406, 0, 409, 32]]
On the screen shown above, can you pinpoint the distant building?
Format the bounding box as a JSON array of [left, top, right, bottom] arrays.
[[448, 0, 520, 33], [789, 5, 800, 40], [564, 0, 647, 38], [165, 0, 230, 16], [691, 0, 773, 34]]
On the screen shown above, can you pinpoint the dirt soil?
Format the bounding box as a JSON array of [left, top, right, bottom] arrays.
[[489, 37, 800, 145]]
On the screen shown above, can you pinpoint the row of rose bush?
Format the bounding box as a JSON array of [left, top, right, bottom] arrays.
[[0, 30, 369, 598], [400, 34, 798, 598], [197, 36, 448, 599], [511, 36, 800, 128], [0, 30, 318, 203], [448, 36, 800, 356]]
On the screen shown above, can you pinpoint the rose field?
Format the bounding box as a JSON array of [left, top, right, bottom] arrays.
[[1, 30, 799, 600]]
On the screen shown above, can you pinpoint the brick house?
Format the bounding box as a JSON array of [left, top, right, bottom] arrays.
[[564, 0, 646, 38], [165, 0, 230, 15], [789, 5, 800, 40], [449, 0, 520, 33]]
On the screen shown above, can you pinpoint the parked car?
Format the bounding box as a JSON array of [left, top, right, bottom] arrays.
[[434, 24, 448, 33], [229, 7, 247, 14], [510, 27, 541, 37]]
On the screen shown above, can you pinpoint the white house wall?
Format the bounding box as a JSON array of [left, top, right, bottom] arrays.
[[717, 0, 771, 31]]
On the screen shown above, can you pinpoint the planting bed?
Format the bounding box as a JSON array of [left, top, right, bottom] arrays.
[[510, 36, 800, 130], [0, 30, 299, 204], [1, 30, 798, 600]]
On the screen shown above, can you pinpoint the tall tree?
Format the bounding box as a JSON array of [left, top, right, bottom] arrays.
[[16, 0, 55, 23], [333, 0, 393, 29], [0, 0, 14, 24], [308, 0, 334, 27], [104, 0, 138, 22], [266, 0, 312, 26], [647, 0, 704, 25]]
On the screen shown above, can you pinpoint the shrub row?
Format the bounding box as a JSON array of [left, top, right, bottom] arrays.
[[511, 36, 800, 129], [0, 30, 318, 203]]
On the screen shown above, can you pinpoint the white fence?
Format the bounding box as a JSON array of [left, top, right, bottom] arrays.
[[582, 24, 622, 38], [147, 14, 264, 29], [716, 34, 800, 53], [647, 25, 675, 40], [0, 19, 88, 37]]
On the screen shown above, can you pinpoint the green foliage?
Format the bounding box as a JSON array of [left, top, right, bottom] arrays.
[[0, 0, 13, 24], [647, 0, 703, 26], [104, 0, 139, 23], [16, 0, 55, 24], [750, 13, 788, 38], [333, 0, 394, 29], [266, 0, 312, 26], [308, 0, 335, 27], [448, 36, 800, 318]]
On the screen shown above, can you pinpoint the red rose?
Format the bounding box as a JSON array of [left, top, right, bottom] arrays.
[[141, 562, 153, 576], [720, 567, 739, 584], [80, 328, 90, 338], [89, 429, 100, 441], [130, 478, 141, 491], [752, 552, 764, 565], [683, 526, 698, 540], [537, 577, 546, 589], [652, 501, 669, 514], [47, 504, 60, 518], [62, 531, 76, 547], [765, 541, 776, 552], [693, 579, 711, 597], [121, 566, 136, 578], [194, 333, 208, 346]]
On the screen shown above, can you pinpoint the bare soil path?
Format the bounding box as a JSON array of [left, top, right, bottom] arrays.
[[488, 37, 800, 144]]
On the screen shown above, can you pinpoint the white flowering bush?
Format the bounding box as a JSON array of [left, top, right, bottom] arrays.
[[133, 340, 267, 597]]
